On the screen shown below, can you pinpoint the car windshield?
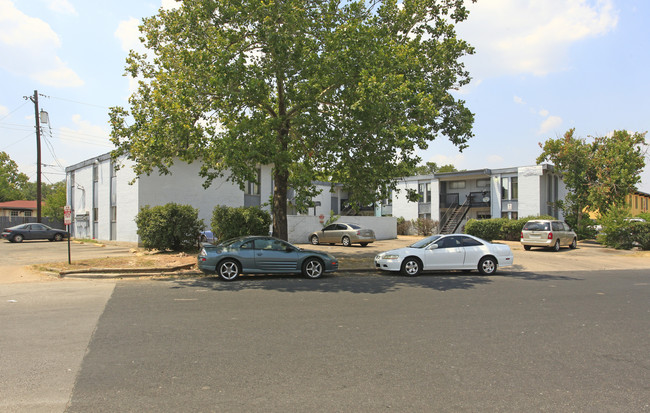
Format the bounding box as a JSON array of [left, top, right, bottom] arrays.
[[523, 222, 549, 231], [218, 237, 245, 248], [409, 235, 442, 248]]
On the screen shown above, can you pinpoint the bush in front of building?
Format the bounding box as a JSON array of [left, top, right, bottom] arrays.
[[136, 203, 204, 251], [603, 221, 650, 250], [465, 215, 555, 241], [464, 218, 507, 241], [598, 206, 650, 249], [396, 217, 412, 235], [211, 205, 272, 241], [413, 218, 438, 236]]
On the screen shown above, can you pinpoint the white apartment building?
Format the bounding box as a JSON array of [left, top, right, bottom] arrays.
[[65, 153, 564, 244]]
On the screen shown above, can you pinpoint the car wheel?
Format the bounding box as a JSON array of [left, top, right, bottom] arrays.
[[400, 257, 421, 276], [342, 236, 351, 247], [478, 256, 497, 275], [553, 240, 560, 252], [217, 259, 240, 281], [360, 243, 368, 247], [569, 238, 577, 249], [13, 234, 24, 243], [302, 258, 324, 279], [54, 233, 63, 242], [310, 235, 319, 245], [523, 245, 531, 251]]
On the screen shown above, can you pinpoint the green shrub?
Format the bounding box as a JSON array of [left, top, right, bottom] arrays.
[[136, 203, 204, 251], [464, 215, 556, 241], [602, 221, 650, 250], [464, 218, 506, 241], [211, 205, 272, 241]]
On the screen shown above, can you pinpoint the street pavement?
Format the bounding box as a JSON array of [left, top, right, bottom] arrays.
[[1, 237, 649, 412]]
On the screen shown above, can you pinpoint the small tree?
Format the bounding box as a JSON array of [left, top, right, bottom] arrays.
[[42, 181, 66, 223], [136, 203, 204, 251], [412, 218, 438, 236], [0, 151, 29, 202]]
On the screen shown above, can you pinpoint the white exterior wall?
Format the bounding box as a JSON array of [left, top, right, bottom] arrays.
[[392, 179, 418, 220], [115, 159, 139, 243], [518, 165, 544, 218], [260, 165, 273, 214], [139, 162, 245, 232], [69, 164, 93, 239]]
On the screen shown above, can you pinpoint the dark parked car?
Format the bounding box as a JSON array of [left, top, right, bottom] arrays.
[[198, 235, 339, 281], [1, 223, 69, 243]]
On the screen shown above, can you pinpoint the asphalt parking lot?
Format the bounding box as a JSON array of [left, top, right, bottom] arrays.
[[304, 236, 650, 273]]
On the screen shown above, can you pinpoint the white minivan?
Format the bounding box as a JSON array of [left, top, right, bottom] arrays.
[[520, 220, 577, 251]]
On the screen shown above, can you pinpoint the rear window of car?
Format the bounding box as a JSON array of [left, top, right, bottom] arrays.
[[348, 224, 361, 229], [523, 222, 549, 231]]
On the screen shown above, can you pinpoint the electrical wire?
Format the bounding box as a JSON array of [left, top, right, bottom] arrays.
[[0, 101, 30, 122]]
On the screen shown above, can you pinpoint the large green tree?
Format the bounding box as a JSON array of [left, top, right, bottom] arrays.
[[0, 151, 30, 202], [110, 0, 475, 240], [42, 181, 66, 222], [537, 128, 647, 224]]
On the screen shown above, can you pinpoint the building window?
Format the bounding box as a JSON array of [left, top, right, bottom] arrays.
[[246, 169, 261, 195], [449, 181, 465, 189], [418, 182, 431, 203], [477, 179, 490, 188], [501, 177, 518, 200], [10, 210, 19, 217], [24, 211, 32, 217]]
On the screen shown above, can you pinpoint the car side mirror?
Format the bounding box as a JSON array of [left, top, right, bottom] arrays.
[[428, 244, 439, 250]]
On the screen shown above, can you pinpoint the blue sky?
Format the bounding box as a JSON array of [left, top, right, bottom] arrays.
[[1, 0, 649, 192]]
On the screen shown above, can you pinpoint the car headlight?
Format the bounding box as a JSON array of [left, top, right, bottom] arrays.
[[379, 254, 399, 260]]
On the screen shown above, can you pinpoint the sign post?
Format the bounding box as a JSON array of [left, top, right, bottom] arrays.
[[64, 206, 72, 264]]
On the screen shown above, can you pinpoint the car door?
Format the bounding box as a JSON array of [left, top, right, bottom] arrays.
[[26, 224, 46, 240], [459, 236, 486, 267], [423, 235, 466, 270], [253, 238, 299, 272], [319, 224, 338, 243]]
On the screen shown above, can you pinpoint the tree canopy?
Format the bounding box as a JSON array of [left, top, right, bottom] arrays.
[[413, 161, 458, 175], [0, 151, 30, 202], [110, 0, 476, 239], [537, 128, 647, 220]]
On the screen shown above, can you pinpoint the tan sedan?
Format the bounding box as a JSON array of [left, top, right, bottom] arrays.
[[309, 223, 376, 247]]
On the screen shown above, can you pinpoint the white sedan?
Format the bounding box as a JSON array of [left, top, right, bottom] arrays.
[[375, 234, 514, 276]]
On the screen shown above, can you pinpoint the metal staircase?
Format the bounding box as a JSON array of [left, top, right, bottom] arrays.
[[440, 198, 471, 234]]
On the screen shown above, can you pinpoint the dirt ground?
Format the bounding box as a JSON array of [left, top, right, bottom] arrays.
[[2, 236, 649, 284]]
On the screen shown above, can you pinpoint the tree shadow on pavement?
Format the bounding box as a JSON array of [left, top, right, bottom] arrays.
[[169, 272, 494, 294]]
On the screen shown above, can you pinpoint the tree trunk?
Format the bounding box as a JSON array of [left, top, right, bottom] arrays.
[[272, 168, 289, 240]]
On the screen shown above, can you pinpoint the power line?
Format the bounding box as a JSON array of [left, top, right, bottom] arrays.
[[0, 101, 30, 122], [49, 95, 111, 110], [1, 131, 34, 151]]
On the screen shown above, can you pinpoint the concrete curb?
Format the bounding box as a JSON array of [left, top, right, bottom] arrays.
[[59, 263, 378, 279]]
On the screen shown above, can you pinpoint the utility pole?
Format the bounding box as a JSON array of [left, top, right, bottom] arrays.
[[25, 90, 42, 223]]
